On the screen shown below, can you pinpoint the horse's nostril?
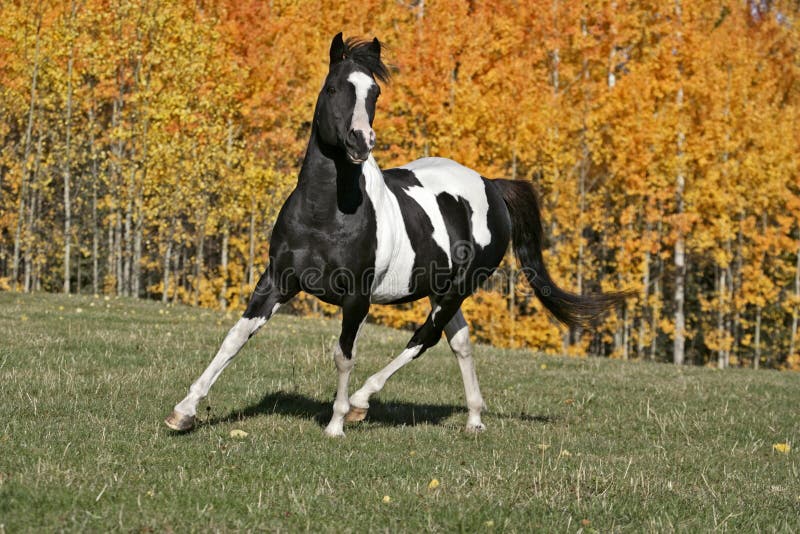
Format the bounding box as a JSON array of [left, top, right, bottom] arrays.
[[347, 128, 374, 152]]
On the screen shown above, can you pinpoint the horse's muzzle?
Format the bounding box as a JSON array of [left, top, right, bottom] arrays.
[[345, 127, 375, 163]]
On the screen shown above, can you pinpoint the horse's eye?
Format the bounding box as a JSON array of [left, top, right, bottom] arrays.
[[327, 86, 336, 95]]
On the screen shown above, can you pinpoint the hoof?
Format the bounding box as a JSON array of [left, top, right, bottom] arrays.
[[465, 422, 486, 434], [165, 410, 195, 432], [323, 427, 346, 438], [345, 406, 368, 422]]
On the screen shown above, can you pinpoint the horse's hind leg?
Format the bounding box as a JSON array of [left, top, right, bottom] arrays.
[[443, 310, 486, 432], [165, 268, 296, 431], [346, 295, 465, 422]]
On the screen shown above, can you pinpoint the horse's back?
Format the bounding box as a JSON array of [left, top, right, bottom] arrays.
[[389, 157, 511, 248], [381, 157, 511, 299]]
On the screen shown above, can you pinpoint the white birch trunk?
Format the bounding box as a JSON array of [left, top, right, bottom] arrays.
[[62, 9, 75, 293], [13, 16, 41, 290], [672, 0, 686, 366]]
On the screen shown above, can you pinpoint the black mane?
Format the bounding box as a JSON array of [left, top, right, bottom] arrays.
[[342, 37, 391, 83]]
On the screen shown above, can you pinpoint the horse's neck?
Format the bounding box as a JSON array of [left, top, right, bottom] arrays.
[[296, 131, 387, 214]]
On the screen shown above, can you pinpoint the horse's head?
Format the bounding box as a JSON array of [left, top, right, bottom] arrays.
[[315, 33, 389, 164]]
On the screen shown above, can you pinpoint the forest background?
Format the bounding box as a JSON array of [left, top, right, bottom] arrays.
[[1, 0, 799, 369]]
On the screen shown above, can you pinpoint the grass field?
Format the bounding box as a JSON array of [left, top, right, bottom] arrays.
[[1, 292, 798, 532]]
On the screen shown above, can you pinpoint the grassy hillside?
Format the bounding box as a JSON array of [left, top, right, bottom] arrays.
[[1, 292, 798, 532]]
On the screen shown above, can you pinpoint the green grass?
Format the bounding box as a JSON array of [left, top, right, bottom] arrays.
[[0, 292, 798, 532]]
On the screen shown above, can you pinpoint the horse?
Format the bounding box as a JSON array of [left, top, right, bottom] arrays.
[[165, 33, 629, 437]]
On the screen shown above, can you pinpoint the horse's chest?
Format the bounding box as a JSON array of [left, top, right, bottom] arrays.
[[366, 183, 416, 304]]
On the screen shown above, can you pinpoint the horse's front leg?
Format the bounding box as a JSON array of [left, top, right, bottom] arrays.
[[324, 297, 370, 437], [165, 268, 296, 431]]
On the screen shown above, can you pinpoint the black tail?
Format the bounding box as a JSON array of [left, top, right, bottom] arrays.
[[495, 179, 632, 329]]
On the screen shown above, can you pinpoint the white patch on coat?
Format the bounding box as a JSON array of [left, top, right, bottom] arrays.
[[363, 155, 416, 303], [401, 157, 492, 247], [347, 71, 375, 147], [404, 186, 452, 268]]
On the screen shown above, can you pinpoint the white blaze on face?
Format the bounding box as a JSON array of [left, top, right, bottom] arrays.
[[347, 71, 376, 150]]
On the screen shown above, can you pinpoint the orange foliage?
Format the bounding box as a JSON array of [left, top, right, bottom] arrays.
[[1, 0, 799, 368]]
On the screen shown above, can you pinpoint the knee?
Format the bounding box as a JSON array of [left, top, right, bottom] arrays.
[[333, 345, 354, 372], [449, 327, 473, 359]]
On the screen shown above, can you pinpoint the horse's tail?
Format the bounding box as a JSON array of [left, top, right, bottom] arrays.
[[494, 178, 632, 329]]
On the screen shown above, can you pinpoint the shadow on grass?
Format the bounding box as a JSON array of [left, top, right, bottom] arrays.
[[203, 390, 559, 429]]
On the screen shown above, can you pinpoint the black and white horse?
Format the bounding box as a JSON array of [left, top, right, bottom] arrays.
[[166, 34, 628, 437]]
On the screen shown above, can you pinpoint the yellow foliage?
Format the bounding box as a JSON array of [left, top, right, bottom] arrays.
[[0, 0, 799, 367]]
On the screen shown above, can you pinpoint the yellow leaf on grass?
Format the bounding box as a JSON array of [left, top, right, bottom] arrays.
[[428, 478, 440, 490], [229, 429, 248, 438], [773, 443, 791, 454], [382, 495, 391, 503]]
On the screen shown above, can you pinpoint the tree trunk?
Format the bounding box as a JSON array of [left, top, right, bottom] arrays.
[[248, 206, 256, 287], [219, 223, 229, 310], [75, 226, 81, 294], [89, 103, 99, 295], [24, 126, 45, 293], [622, 305, 630, 360], [62, 5, 76, 293], [672, 0, 686, 366], [754, 305, 762, 370], [717, 266, 728, 369], [107, 218, 114, 292], [638, 221, 652, 360], [13, 14, 42, 290], [789, 235, 800, 360], [162, 219, 175, 304], [123, 172, 134, 297], [131, 45, 150, 299], [111, 87, 124, 295], [508, 149, 517, 346], [115, 211, 123, 295], [193, 202, 208, 307]]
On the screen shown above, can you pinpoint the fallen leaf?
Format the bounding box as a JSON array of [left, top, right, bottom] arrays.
[[229, 429, 248, 438], [428, 478, 440, 490], [382, 495, 391, 503], [773, 443, 791, 454]]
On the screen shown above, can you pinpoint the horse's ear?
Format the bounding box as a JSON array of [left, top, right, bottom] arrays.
[[330, 32, 345, 66], [369, 37, 381, 58]]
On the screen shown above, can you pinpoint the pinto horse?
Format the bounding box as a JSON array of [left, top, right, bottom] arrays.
[[166, 34, 629, 437]]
